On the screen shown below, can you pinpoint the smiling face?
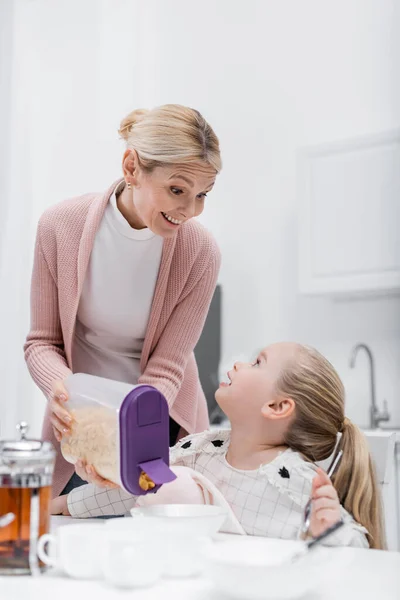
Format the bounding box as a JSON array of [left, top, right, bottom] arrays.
[[215, 343, 300, 426], [123, 152, 216, 237]]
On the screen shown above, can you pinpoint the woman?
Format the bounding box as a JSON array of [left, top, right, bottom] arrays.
[[24, 104, 222, 498]]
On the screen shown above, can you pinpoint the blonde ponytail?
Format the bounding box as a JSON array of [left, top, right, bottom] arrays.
[[333, 418, 386, 550]]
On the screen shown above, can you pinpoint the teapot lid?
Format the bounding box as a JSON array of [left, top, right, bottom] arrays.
[[0, 422, 55, 464]]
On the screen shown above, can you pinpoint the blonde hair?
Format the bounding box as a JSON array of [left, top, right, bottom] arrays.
[[118, 104, 222, 173], [276, 345, 385, 550]]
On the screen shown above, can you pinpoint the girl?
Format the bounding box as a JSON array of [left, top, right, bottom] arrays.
[[52, 342, 385, 549]]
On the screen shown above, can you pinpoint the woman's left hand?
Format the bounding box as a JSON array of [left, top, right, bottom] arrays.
[[75, 460, 119, 489], [309, 467, 341, 538]]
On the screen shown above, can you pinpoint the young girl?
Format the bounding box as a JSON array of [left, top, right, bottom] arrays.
[[52, 342, 385, 549]]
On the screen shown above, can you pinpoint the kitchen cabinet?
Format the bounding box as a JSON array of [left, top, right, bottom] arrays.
[[298, 130, 400, 296]]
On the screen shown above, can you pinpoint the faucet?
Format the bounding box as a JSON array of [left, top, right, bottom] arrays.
[[349, 343, 390, 429]]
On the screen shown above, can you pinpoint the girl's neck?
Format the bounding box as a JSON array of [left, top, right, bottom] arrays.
[[226, 427, 288, 470]]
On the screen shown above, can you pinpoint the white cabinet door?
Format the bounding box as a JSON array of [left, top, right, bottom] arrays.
[[298, 130, 400, 296]]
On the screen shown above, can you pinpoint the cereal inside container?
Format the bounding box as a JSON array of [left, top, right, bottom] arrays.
[[61, 404, 118, 482]]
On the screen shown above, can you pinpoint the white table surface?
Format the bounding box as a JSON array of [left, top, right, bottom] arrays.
[[1, 516, 399, 600]]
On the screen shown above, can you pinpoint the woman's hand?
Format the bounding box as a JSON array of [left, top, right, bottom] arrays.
[[309, 468, 342, 538], [75, 459, 119, 489], [51, 495, 70, 516], [50, 380, 73, 442]]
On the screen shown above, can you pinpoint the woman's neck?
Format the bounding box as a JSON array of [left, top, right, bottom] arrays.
[[226, 427, 288, 470], [116, 184, 145, 230]]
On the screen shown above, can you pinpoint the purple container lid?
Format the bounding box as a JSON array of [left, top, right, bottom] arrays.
[[119, 385, 176, 495]]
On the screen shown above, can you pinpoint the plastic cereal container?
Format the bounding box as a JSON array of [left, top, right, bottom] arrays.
[[61, 373, 176, 495]]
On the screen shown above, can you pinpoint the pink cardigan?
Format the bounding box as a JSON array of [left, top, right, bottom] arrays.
[[24, 179, 221, 496]]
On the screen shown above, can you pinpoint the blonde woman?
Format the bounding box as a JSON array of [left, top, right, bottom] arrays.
[[55, 343, 385, 550], [25, 104, 221, 498]]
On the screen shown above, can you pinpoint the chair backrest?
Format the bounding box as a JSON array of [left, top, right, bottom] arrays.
[[363, 430, 397, 485], [364, 431, 399, 551]]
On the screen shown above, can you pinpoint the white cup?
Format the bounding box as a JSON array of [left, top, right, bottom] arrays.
[[102, 528, 163, 589], [37, 523, 104, 579]]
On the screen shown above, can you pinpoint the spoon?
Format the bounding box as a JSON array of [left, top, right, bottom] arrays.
[[291, 520, 345, 563]]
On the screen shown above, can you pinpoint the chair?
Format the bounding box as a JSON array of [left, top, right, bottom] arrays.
[[363, 430, 399, 552]]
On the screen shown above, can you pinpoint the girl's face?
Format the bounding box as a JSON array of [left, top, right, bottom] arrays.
[[125, 155, 216, 237], [215, 342, 299, 423]]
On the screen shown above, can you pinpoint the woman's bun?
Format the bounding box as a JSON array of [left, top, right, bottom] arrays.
[[118, 109, 149, 141]]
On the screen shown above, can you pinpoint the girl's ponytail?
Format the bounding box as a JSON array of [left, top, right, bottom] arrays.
[[333, 418, 386, 550]]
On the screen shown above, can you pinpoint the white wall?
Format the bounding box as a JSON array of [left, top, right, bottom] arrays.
[[0, 0, 13, 241], [0, 0, 399, 438], [133, 0, 400, 427]]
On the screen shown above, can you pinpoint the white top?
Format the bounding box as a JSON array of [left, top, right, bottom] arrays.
[[71, 186, 163, 384], [67, 430, 368, 548]]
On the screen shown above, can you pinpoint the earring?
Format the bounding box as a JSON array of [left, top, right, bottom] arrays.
[[127, 181, 132, 190]]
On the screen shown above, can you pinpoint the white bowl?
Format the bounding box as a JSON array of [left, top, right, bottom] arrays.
[[203, 537, 351, 600], [128, 504, 227, 536], [106, 505, 226, 578]]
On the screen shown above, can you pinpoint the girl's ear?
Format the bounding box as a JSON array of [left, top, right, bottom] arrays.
[[261, 396, 295, 420]]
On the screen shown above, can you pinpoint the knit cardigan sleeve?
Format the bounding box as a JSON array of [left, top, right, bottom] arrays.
[[24, 220, 72, 398], [138, 234, 221, 408]]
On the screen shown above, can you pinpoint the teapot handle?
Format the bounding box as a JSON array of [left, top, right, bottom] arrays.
[[29, 488, 41, 576]]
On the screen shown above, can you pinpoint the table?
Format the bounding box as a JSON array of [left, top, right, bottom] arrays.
[[1, 516, 399, 599]]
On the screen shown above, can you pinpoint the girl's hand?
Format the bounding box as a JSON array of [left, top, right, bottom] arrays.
[[51, 495, 70, 516], [309, 467, 341, 538], [50, 380, 73, 442], [75, 460, 119, 489]]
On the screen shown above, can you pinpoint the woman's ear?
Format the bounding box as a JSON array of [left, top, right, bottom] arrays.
[[261, 396, 295, 420], [122, 149, 140, 186]]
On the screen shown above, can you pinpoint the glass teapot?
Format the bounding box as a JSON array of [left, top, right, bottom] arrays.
[[0, 421, 55, 575]]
